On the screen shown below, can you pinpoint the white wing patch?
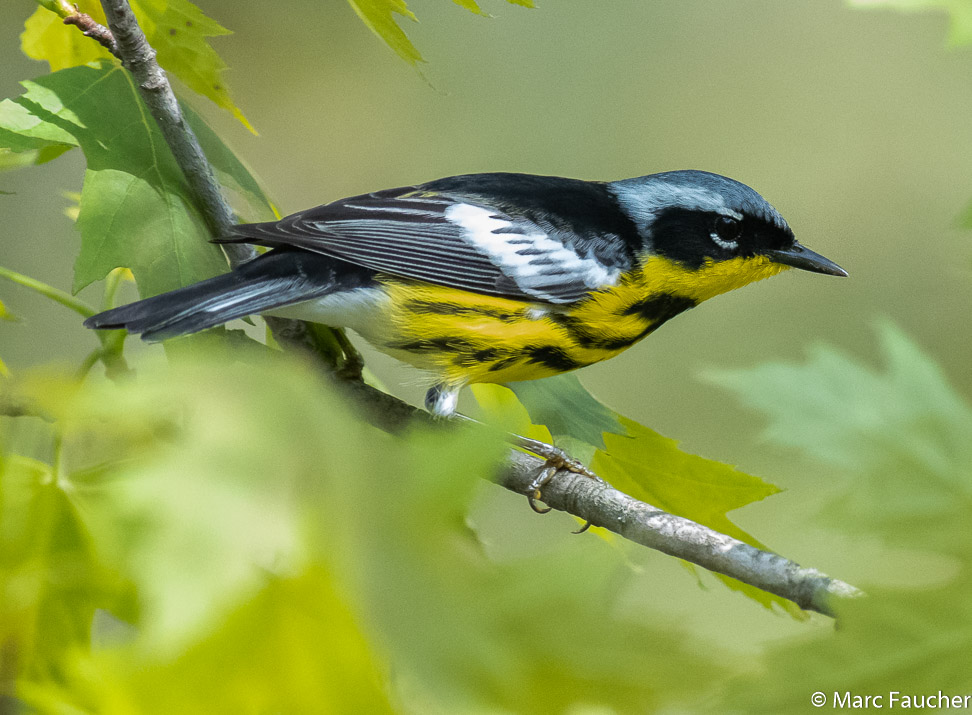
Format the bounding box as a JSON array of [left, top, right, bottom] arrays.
[[444, 203, 619, 300]]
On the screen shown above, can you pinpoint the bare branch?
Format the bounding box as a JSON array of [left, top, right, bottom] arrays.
[[501, 451, 862, 616], [328, 374, 863, 617]]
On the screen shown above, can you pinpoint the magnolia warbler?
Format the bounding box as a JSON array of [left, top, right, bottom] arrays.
[[86, 171, 847, 417]]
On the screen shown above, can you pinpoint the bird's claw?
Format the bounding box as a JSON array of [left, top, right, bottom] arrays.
[[528, 491, 553, 514], [527, 464, 557, 513], [571, 520, 593, 534], [521, 442, 599, 534]]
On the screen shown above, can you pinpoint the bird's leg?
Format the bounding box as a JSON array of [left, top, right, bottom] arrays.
[[424, 383, 460, 418], [424, 384, 601, 520], [512, 434, 600, 515]]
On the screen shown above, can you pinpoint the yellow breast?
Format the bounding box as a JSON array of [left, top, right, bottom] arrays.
[[372, 255, 787, 386]]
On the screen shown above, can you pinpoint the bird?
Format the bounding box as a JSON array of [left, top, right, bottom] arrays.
[[85, 170, 847, 420]]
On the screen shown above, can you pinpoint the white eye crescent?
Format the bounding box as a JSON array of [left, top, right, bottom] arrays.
[[711, 215, 742, 251]]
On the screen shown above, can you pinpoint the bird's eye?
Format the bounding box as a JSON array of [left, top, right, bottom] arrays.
[[711, 216, 742, 250]]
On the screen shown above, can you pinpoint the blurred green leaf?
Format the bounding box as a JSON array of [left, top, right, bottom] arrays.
[[708, 322, 972, 556], [715, 323, 972, 711], [21, 0, 252, 130], [0, 452, 122, 686], [0, 297, 14, 377], [325, 419, 729, 712], [849, 0, 972, 46], [726, 574, 972, 713], [508, 373, 626, 449], [0, 63, 228, 299], [14, 345, 735, 710], [0, 298, 17, 322], [2, 349, 397, 708], [963, 198, 972, 229], [347, 0, 533, 64], [40, 351, 367, 652], [4, 343, 737, 711], [21, 568, 394, 714]]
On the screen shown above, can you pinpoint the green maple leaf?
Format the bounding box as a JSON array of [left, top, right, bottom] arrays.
[[346, 0, 534, 65], [712, 324, 972, 710], [21, 0, 251, 130], [592, 417, 801, 615], [0, 63, 273, 300], [709, 322, 972, 556], [508, 373, 626, 450]]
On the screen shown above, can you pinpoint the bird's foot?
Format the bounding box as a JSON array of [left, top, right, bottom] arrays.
[[516, 435, 600, 532], [424, 384, 598, 531]]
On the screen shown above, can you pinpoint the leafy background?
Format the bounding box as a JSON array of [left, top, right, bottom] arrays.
[[1, 0, 971, 711]]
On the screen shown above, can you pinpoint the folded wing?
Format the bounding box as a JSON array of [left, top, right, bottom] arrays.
[[217, 183, 630, 304]]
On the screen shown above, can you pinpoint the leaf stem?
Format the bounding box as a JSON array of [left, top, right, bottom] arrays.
[[34, 0, 73, 17], [0, 265, 95, 318], [0, 266, 130, 379], [75, 347, 104, 380], [101, 267, 128, 311]]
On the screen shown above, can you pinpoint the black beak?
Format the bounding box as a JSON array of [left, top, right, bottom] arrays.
[[764, 241, 848, 277]]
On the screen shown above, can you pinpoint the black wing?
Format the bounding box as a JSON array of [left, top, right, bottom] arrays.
[[217, 173, 641, 305]]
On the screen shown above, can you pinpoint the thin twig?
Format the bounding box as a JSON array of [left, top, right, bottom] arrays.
[[328, 373, 862, 617], [501, 451, 862, 616], [62, 9, 119, 57]]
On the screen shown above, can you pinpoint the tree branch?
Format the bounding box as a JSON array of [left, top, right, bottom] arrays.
[[92, 0, 358, 369], [96, 0, 241, 257], [327, 372, 862, 617], [501, 451, 861, 616], [69, 2, 861, 617]]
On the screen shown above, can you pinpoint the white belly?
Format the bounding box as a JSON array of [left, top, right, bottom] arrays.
[[265, 286, 393, 344]]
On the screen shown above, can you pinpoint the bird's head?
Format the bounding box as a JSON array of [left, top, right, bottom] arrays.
[[609, 170, 846, 301]]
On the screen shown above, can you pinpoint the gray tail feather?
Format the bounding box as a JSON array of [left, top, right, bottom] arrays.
[[84, 250, 367, 342]]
